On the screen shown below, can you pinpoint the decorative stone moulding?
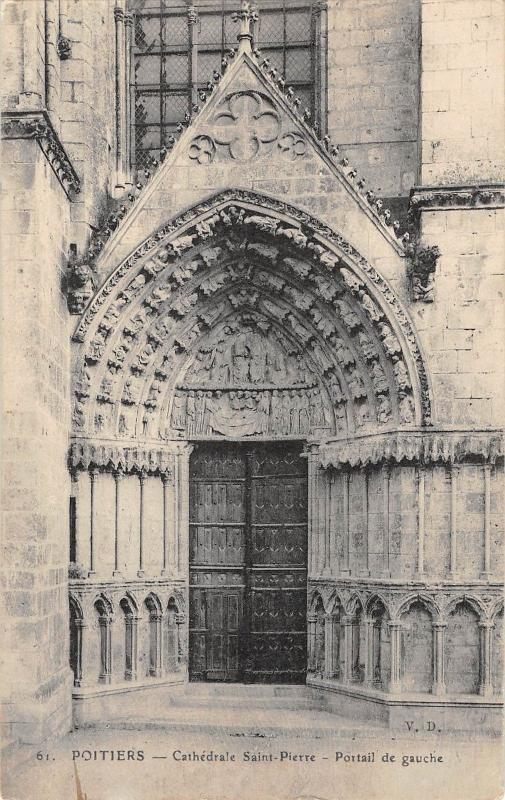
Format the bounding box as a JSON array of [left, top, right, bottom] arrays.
[[409, 184, 505, 216], [69, 440, 176, 475], [307, 582, 504, 625], [318, 428, 504, 470], [1, 110, 81, 198]]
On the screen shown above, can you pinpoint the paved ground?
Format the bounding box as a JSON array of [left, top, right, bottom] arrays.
[[3, 692, 504, 800]]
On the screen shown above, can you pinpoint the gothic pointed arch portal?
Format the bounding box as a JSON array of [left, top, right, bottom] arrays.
[[72, 189, 431, 442]]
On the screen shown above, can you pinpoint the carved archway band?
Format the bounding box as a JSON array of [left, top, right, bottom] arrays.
[[72, 190, 431, 442]]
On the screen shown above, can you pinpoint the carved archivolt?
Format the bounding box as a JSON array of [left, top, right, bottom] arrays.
[[71, 192, 431, 441]]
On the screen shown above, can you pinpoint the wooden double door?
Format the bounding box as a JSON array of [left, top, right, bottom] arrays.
[[189, 442, 308, 683]]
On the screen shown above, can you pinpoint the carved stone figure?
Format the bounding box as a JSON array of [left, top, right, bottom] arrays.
[[378, 323, 402, 357], [97, 375, 115, 404], [120, 273, 146, 301], [144, 284, 172, 311], [360, 292, 384, 322], [169, 390, 186, 430], [340, 267, 363, 294], [377, 394, 392, 424], [399, 393, 415, 424], [370, 360, 389, 395], [72, 402, 86, 429], [284, 256, 311, 279], [67, 259, 95, 314], [124, 311, 147, 337], [357, 331, 378, 362], [75, 366, 91, 399], [85, 330, 107, 363], [243, 214, 279, 234], [122, 378, 141, 405], [394, 359, 412, 390], [346, 366, 367, 400]]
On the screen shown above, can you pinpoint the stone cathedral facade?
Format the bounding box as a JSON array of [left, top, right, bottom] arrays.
[[1, 0, 504, 755]]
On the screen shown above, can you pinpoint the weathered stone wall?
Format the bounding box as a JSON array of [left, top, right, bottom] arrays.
[[1, 0, 117, 751], [420, 0, 505, 184], [1, 141, 73, 745], [326, 0, 420, 201], [414, 206, 505, 427], [58, 0, 117, 249]]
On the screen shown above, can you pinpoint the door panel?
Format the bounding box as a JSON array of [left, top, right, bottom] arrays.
[[247, 444, 307, 683], [189, 442, 307, 683]]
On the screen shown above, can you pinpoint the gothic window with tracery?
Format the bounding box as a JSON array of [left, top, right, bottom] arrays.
[[129, 0, 324, 170]]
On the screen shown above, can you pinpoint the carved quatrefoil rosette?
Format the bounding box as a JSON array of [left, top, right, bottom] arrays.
[[189, 135, 216, 165], [278, 131, 306, 161], [211, 91, 280, 162]]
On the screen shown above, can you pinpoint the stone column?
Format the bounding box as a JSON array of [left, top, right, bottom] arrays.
[[342, 615, 353, 684], [388, 621, 402, 693], [88, 468, 98, 576], [432, 622, 446, 695], [176, 612, 187, 668], [114, 6, 126, 189], [481, 464, 492, 580], [80, 609, 98, 687], [113, 468, 123, 577], [448, 464, 458, 578], [364, 470, 371, 576], [415, 467, 426, 579], [320, 468, 329, 574], [71, 471, 86, 572], [324, 614, 334, 678], [479, 620, 493, 697], [98, 617, 112, 684], [307, 613, 317, 672], [150, 613, 163, 678], [188, 5, 199, 108], [382, 464, 391, 577], [177, 445, 193, 579], [123, 12, 134, 185], [306, 446, 320, 576], [73, 619, 85, 688], [138, 470, 147, 577], [160, 470, 174, 577], [328, 471, 337, 575], [125, 614, 139, 681], [364, 617, 375, 686], [342, 471, 351, 576]]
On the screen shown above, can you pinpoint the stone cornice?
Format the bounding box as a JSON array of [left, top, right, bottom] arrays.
[[69, 439, 181, 475], [1, 110, 81, 198], [409, 183, 505, 215], [319, 428, 504, 469]]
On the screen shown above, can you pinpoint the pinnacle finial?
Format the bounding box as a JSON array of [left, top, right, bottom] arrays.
[[232, 0, 258, 54]]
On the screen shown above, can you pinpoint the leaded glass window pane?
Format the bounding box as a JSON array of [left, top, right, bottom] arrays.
[[130, 0, 318, 171]]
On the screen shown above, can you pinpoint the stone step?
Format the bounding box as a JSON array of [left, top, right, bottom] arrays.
[[168, 695, 315, 710], [92, 704, 384, 738], [184, 682, 312, 697]]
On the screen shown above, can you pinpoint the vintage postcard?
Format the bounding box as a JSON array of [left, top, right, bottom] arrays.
[[1, 0, 504, 798]]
